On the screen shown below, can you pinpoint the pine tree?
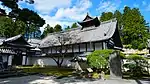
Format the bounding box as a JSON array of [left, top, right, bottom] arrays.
[[54, 24, 62, 32]]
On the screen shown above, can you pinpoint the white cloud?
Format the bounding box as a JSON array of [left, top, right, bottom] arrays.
[[142, 1, 146, 6], [54, 0, 92, 21], [97, 0, 121, 13], [0, 2, 11, 14], [36, 0, 92, 32], [17, 0, 92, 32], [33, 0, 71, 14]]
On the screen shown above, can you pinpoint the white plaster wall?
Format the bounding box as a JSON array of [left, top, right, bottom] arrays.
[[52, 48, 56, 53], [67, 46, 72, 53], [74, 45, 79, 52], [87, 43, 93, 51], [2, 55, 8, 62], [28, 57, 73, 66], [80, 44, 86, 52], [95, 42, 102, 50], [8, 55, 13, 65], [48, 48, 51, 54], [26, 57, 30, 65]]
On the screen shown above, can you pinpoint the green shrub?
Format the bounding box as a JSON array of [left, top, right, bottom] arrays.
[[123, 54, 148, 77], [32, 64, 41, 68], [92, 72, 100, 79], [87, 49, 113, 70]]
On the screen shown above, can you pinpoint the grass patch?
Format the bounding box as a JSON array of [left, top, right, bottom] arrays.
[[104, 74, 110, 79], [17, 66, 74, 76]]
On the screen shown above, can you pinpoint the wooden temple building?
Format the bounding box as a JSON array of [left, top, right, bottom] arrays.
[[0, 14, 123, 67], [37, 14, 123, 66]]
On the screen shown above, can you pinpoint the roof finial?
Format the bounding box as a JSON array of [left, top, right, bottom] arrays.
[[87, 12, 89, 16]]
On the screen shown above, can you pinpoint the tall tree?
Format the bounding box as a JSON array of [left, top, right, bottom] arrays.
[[41, 24, 54, 38], [113, 10, 122, 29], [0, 16, 26, 37], [65, 26, 71, 30], [0, 0, 45, 39], [122, 6, 149, 49], [13, 8, 45, 39], [54, 24, 62, 32], [0, 0, 34, 15], [100, 12, 113, 22], [71, 23, 78, 28]]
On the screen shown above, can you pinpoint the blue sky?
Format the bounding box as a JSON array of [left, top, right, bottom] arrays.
[[1, 0, 150, 31]]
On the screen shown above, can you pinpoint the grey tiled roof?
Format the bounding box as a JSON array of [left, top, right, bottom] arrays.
[[40, 18, 117, 48], [28, 38, 41, 47], [4, 34, 22, 42]]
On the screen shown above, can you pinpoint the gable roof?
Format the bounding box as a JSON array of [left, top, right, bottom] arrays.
[[40, 18, 120, 48], [28, 38, 41, 47], [2, 34, 31, 47], [83, 13, 93, 21]]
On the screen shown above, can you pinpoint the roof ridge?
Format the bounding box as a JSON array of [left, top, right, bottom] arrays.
[[47, 27, 81, 36], [100, 18, 117, 25]]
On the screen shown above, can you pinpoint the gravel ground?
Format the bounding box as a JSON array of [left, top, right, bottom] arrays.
[[0, 75, 150, 84]]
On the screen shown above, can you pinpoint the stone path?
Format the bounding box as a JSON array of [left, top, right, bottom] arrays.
[[0, 75, 150, 84]]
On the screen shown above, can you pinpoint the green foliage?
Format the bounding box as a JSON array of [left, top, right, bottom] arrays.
[[122, 7, 149, 49], [17, 8, 45, 27], [0, 16, 26, 37], [0, 0, 34, 15], [124, 44, 132, 49], [41, 24, 54, 38], [65, 26, 71, 30], [123, 54, 148, 77], [113, 10, 122, 29], [87, 54, 107, 69], [20, 66, 73, 76], [120, 52, 126, 59], [99, 6, 149, 50], [71, 23, 78, 28], [32, 64, 41, 68], [54, 24, 62, 32], [87, 49, 113, 69], [92, 72, 100, 79], [126, 54, 146, 60], [100, 12, 113, 22]]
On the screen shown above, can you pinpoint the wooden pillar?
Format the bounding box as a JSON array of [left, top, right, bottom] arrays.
[[78, 44, 80, 52], [93, 42, 95, 51], [56, 47, 57, 53], [102, 42, 104, 49], [72, 45, 74, 53], [85, 43, 87, 52], [7, 55, 9, 63]]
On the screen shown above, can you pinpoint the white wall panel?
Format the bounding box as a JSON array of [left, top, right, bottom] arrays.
[[95, 42, 102, 50], [80, 44, 86, 52]]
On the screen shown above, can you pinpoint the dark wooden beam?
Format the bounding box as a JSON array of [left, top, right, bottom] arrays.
[[93, 42, 95, 51], [51, 47, 52, 54], [7, 55, 9, 63], [55, 47, 57, 53], [72, 45, 74, 53], [85, 43, 87, 52], [78, 44, 80, 52], [102, 42, 104, 49]]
